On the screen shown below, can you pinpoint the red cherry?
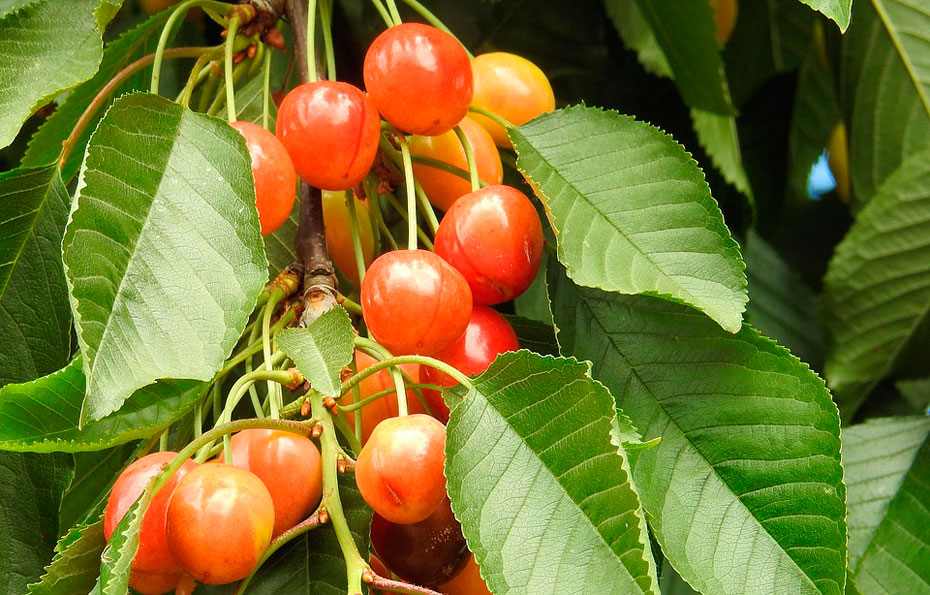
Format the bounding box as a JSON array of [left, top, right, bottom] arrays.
[[229, 121, 296, 235], [104, 452, 198, 575], [370, 498, 470, 587], [227, 429, 323, 537], [355, 414, 447, 524], [361, 250, 472, 355], [422, 306, 519, 423], [434, 185, 543, 305], [128, 570, 180, 595], [276, 81, 381, 190], [364, 23, 473, 136], [165, 464, 274, 584]]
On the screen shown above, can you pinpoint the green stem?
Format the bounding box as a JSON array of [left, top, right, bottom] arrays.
[[384, 193, 433, 250], [151, 0, 233, 94], [337, 383, 442, 413], [198, 68, 220, 112], [354, 337, 409, 417], [369, 0, 394, 27], [343, 353, 472, 396], [453, 125, 480, 192], [262, 46, 272, 130], [320, 0, 336, 80], [331, 409, 363, 454], [262, 297, 283, 418], [224, 17, 242, 122], [178, 53, 216, 107], [306, 0, 319, 82], [377, 218, 399, 250], [385, 0, 402, 25], [410, 154, 480, 186], [207, 58, 251, 116], [345, 190, 367, 284], [469, 105, 514, 131], [158, 430, 169, 451], [236, 510, 323, 593], [396, 0, 472, 58], [221, 308, 296, 377], [398, 136, 418, 250], [363, 177, 383, 251], [337, 293, 363, 316]]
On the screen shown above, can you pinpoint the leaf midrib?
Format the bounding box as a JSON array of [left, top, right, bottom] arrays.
[[568, 287, 826, 594], [0, 166, 56, 301], [873, 0, 930, 118]]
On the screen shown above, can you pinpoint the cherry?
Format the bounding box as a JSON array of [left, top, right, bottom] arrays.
[[322, 190, 375, 285], [227, 429, 323, 537], [229, 121, 297, 236], [361, 250, 472, 355], [410, 116, 503, 212], [341, 350, 427, 443], [165, 463, 274, 584], [104, 452, 198, 575], [470, 52, 555, 147], [439, 555, 492, 595], [364, 23, 473, 136], [710, 0, 738, 44], [276, 81, 381, 190], [128, 570, 179, 595], [422, 306, 519, 423], [355, 414, 447, 524], [370, 498, 470, 588], [434, 185, 543, 305]]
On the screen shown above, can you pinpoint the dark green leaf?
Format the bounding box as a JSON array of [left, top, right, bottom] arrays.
[[62, 93, 266, 422], [446, 351, 659, 594], [27, 519, 106, 595], [59, 445, 135, 531], [278, 308, 355, 397], [897, 378, 930, 412], [549, 261, 846, 595], [513, 249, 553, 326], [0, 164, 71, 387], [504, 315, 558, 357], [843, 416, 930, 594], [0, 355, 207, 452], [511, 106, 747, 333], [264, 199, 299, 278], [0, 450, 74, 594], [823, 147, 930, 418]]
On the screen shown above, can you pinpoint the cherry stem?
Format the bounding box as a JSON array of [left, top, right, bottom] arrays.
[[158, 430, 169, 451], [178, 52, 217, 107], [396, 0, 473, 59], [398, 136, 418, 250], [262, 294, 284, 418], [368, 577, 442, 595], [220, 308, 295, 376], [345, 189, 368, 284], [208, 58, 252, 116], [369, 0, 394, 27], [468, 105, 514, 131], [410, 154, 485, 187], [336, 292, 363, 316], [336, 383, 443, 413], [319, 0, 336, 80], [354, 337, 409, 417], [151, 0, 233, 95], [262, 48, 272, 129], [385, 0, 402, 25], [235, 509, 324, 594], [453, 125, 480, 192], [306, 0, 319, 82], [224, 16, 242, 122], [383, 192, 433, 250], [377, 137, 441, 233], [342, 351, 473, 396]]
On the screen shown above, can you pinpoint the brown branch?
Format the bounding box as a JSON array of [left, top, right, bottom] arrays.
[[366, 576, 443, 595]]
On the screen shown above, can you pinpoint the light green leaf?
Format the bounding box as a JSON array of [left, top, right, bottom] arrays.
[[511, 106, 747, 333], [0, 450, 74, 594], [0, 0, 106, 149], [549, 261, 847, 595], [277, 307, 355, 397], [0, 356, 207, 452], [0, 164, 72, 387], [446, 351, 659, 595], [823, 147, 930, 418], [691, 108, 753, 199], [62, 93, 266, 422], [843, 416, 930, 594], [796, 0, 850, 31], [842, 0, 930, 208], [27, 519, 106, 595], [744, 231, 825, 369], [98, 484, 147, 594], [632, 0, 734, 114]]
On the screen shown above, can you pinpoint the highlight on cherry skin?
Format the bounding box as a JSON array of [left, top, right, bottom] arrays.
[[104, 451, 198, 576], [434, 184, 545, 305], [410, 115, 503, 212], [229, 121, 297, 236], [165, 463, 275, 585], [364, 23, 473, 136], [275, 80, 381, 190], [422, 305, 520, 423], [361, 249, 473, 356], [355, 414, 448, 525]]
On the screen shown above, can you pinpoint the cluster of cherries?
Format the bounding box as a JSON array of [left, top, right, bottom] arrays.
[[105, 18, 553, 595]]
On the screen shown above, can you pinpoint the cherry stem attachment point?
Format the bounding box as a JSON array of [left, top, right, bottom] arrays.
[[453, 125, 480, 192]]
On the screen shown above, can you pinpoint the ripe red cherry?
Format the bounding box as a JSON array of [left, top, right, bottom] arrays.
[[370, 497, 470, 587], [410, 115, 503, 212], [439, 555, 492, 595], [104, 452, 198, 575], [364, 23, 473, 136], [434, 185, 543, 305], [276, 81, 381, 190], [128, 570, 180, 595], [165, 463, 274, 584], [361, 250, 472, 355], [355, 414, 447, 524], [422, 306, 520, 423], [341, 350, 427, 443], [227, 429, 323, 537], [229, 121, 296, 235]]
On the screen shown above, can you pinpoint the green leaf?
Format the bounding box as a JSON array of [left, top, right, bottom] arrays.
[[897, 378, 930, 412], [843, 416, 930, 594], [98, 485, 148, 594], [0, 450, 74, 594], [548, 261, 847, 595], [27, 519, 106, 595], [22, 10, 170, 181], [0, 0, 107, 149], [796, 0, 850, 31], [660, 558, 699, 595], [0, 355, 207, 452], [604, 0, 672, 79], [691, 108, 753, 199], [0, 164, 72, 387], [842, 0, 930, 207], [513, 249, 553, 326], [504, 315, 559, 357], [823, 147, 930, 418], [445, 351, 659, 595], [264, 199, 299, 278], [278, 308, 355, 397], [633, 0, 734, 115], [62, 93, 266, 422], [59, 445, 135, 531], [744, 231, 825, 369], [511, 106, 747, 333]]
